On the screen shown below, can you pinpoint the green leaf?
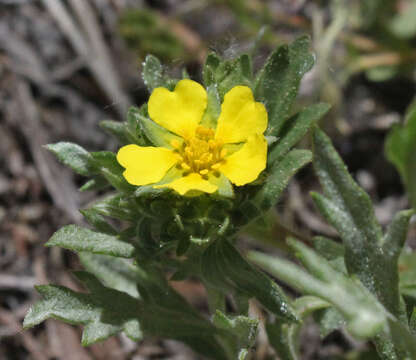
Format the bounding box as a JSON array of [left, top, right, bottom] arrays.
[[203, 53, 253, 99], [126, 106, 151, 146], [389, 2, 416, 38], [248, 239, 387, 339], [89, 194, 136, 221], [79, 177, 109, 192], [80, 209, 118, 235], [46, 225, 135, 258], [99, 120, 130, 144], [385, 101, 416, 209], [45, 142, 94, 176], [254, 36, 314, 136], [314, 307, 346, 338], [90, 151, 135, 193], [213, 310, 258, 360], [79, 253, 140, 298], [268, 103, 331, 165], [202, 239, 298, 322], [313, 236, 346, 273], [312, 127, 413, 319], [202, 52, 221, 87], [142, 54, 170, 92], [139, 113, 182, 148], [200, 85, 221, 128], [25, 271, 228, 358], [23, 273, 142, 345], [266, 296, 330, 360], [253, 149, 312, 211]]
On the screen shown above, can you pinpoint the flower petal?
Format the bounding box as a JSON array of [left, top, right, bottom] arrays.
[[219, 134, 267, 186], [155, 173, 217, 195], [148, 79, 207, 139], [215, 86, 267, 144], [117, 144, 178, 186]]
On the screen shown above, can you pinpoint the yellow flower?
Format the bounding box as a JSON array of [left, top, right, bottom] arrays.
[[117, 79, 268, 196]]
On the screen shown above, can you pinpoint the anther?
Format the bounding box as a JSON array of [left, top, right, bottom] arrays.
[[170, 139, 181, 149]]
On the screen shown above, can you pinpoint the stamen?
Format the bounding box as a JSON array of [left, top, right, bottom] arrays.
[[170, 139, 181, 149], [174, 125, 226, 175]]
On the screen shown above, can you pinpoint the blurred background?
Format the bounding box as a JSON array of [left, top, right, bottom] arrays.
[[1, 0, 416, 359]]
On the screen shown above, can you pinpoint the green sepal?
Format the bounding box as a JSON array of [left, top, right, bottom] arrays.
[[90, 151, 135, 193], [139, 113, 182, 148], [200, 84, 221, 129], [203, 52, 253, 99]]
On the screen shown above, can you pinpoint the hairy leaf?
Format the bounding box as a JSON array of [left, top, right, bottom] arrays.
[[268, 103, 331, 165], [45, 142, 94, 176], [46, 225, 135, 258], [202, 239, 298, 322], [254, 36, 314, 136], [385, 102, 416, 209], [253, 149, 312, 211]]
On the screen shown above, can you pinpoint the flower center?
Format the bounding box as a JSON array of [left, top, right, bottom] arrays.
[[171, 125, 226, 177]]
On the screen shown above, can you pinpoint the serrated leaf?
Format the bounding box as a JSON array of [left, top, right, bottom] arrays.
[[142, 55, 176, 92], [313, 236, 346, 273], [202, 239, 298, 322], [204, 53, 253, 99], [99, 120, 130, 144], [79, 177, 109, 192], [23, 275, 142, 345], [253, 149, 312, 212], [385, 101, 416, 209], [79, 253, 140, 298], [45, 142, 94, 176], [314, 307, 346, 338], [89, 194, 136, 221], [254, 36, 314, 136], [90, 151, 135, 193], [142, 54, 165, 92], [46, 225, 135, 258], [266, 296, 329, 360], [312, 128, 413, 319], [248, 239, 387, 339], [213, 310, 258, 359], [268, 103, 331, 165], [80, 209, 118, 235], [23, 271, 228, 357]]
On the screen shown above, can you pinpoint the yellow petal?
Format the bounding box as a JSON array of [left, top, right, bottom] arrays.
[[219, 135, 267, 186], [117, 144, 178, 186], [155, 173, 217, 195], [148, 79, 207, 139], [215, 86, 267, 144]]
